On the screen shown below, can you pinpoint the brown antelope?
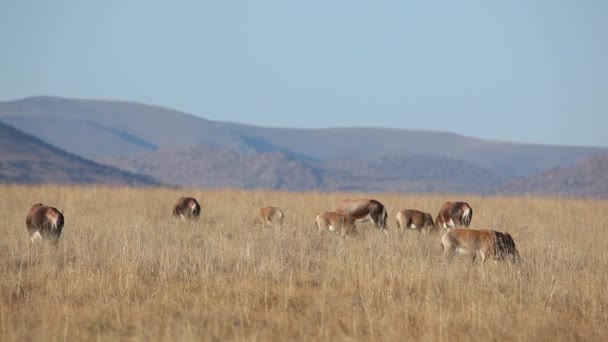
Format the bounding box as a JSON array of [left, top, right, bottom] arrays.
[[441, 228, 520, 263], [315, 212, 357, 237], [25, 203, 65, 243], [396, 209, 435, 233], [335, 198, 388, 234], [172, 197, 201, 220], [254, 206, 284, 226], [435, 201, 473, 230]]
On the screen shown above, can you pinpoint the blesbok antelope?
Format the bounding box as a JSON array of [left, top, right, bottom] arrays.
[[254, 206, 284, 226], [435, 201, 473, 230], [315, 212, 357, 237], [172, 197, 201, 220], [441, 228, 520, 263], [396, 209, 435, 233], [25, 203, 65, 243], [335, 198, 388, 234]]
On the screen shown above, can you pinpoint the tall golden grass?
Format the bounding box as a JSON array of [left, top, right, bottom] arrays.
[[1, 184, 607, 341]]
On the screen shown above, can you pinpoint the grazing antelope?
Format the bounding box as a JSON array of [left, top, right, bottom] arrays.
[[254, 206, 284, 226], [441, 228, 520, 263], [25, 203, 65, 243], [172, 197, 201, 220], [396, 209, 435, 233], [435, 201, 473, 230], [315, 212, 357, 237], [335, 198, 388, 233]]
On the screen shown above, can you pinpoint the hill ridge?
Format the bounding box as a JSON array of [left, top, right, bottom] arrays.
[[0, 120, 162, 186], [1, 96, 607, 196]]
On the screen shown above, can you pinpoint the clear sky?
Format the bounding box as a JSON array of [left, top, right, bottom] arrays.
[[1, 1, 607, 147]]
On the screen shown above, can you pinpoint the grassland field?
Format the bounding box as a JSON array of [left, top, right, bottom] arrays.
[[1, 185, 607, 341]]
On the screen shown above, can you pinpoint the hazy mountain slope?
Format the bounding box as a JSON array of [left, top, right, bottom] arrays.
[[224, 125, 601, 178], [322, 154, 501, 193], [1, 97, 603, 180], [100, 145, 323, 190], [0, 121, 161, 186], [500, 154, 608, 198], [0, 96, 245, 158], [101, 147, 502, 193]]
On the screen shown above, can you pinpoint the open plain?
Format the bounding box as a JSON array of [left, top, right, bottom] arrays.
[[1, 185, 607, 341]]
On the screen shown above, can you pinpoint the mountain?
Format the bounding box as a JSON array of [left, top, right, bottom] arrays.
[[1, 96, 606, 194], [320, 154, 501, 193], [500, 154, 608, 198], [1, 97, 603, 179], [0, 96, 244, 158], [100, 145, 323, 190], [0, 120, 161, 186], [99, 148, 500, 193]]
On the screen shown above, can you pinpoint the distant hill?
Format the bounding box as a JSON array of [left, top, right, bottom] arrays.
[[1, 97, 603, 178], [1, 96, 607, 195], [0, 121, 161, 186], [100, 145, 323, 190], [0, 96, 245, 158], [101, 148, 500, 193], [500, 154, 608, 198], [321, 154, 502, 193]]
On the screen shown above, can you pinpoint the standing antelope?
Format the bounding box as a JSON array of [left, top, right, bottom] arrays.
[[315, 212, 357, 237], [26, 203, 65, 243], [335, 198, 388, 233], [396, 209, 435, 233], [254, 207, 284, 226], [441, 228, 520, 263], [172, 197, 201, 220], [435, 201, 473, 230]]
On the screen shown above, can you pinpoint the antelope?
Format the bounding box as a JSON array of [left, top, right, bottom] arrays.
[[435, 201, 473, 230], [335, 198, 388, 234], [441, 228, 520, 263], [25, 203, 65, 244], [315, 212, 357, 237], [254, 206, 284, 226], [396, 209, 435, 233], [172, 197, 201, 220]]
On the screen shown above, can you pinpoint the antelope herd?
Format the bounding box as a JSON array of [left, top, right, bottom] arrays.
[[25, 195, 519, 264]]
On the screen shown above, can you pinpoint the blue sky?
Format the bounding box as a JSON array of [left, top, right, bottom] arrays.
[[1, 1, 607, 147]]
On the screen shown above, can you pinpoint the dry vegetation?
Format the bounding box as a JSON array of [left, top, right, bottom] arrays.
[[1, 185, 607, 341]]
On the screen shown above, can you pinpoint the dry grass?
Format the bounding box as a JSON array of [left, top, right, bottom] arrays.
[[1, 185, 607, 341]]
